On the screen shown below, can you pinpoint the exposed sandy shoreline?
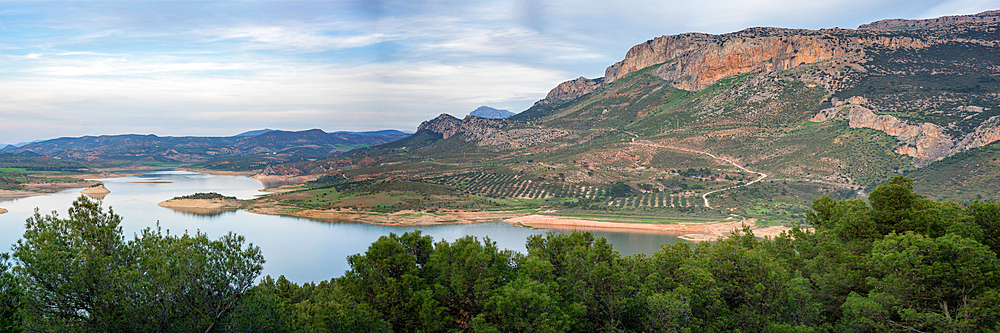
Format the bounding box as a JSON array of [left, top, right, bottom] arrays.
[[246, 206, 529, 225], [158, 198, 243, 215], [159, 194, 793, 241], [507, 215, 794, 241], [0, 171, 133, 201], [176, 168, 258, 176], [0, 181, 101, 201], [0, 208, 7, 214]]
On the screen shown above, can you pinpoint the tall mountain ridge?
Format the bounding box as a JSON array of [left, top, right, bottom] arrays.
[[286, 9, 1000, 219]]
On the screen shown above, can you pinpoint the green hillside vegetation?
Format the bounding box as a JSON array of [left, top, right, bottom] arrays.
[[269, 61, 952, 223], [5, 178, 1000, 331], [0, 153, 95, 191], [266, 22, 1000, 222], [173, 192, 238, 200], [908, 142, 1000, 202]]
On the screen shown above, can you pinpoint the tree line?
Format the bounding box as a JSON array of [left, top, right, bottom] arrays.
[[2, 176, 1000, 332]]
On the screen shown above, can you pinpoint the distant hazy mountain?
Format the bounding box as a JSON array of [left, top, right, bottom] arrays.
[[470, 106, 516, 119], [10, 129, 409, 164], [334, 130, 412, 136], [235, 129, 276, 137]]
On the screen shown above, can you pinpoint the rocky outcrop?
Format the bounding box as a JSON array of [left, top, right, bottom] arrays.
[[416, 114, 568, 148], [80, 183, 111, 194], [545, 77, 604, 101], [607, 28, 863, 90], [810, 100, 1000, 163], [417, 114, 463, 139], [541, 10, 999, 105], [859, 9, 1000, 30], [458, 116, 568, 147], [846, 109, 954, 161], [953, 115, 1000, 154]]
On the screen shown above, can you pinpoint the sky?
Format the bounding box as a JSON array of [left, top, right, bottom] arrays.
[[1, 0, 999, 144]]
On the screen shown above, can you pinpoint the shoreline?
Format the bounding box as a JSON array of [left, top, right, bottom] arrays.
[[245, 206, 530, 225], [0, 171, 134, 201], [158, 194, 794, 241], [506, 214, 791, 241], [175, 168, 259, 177]]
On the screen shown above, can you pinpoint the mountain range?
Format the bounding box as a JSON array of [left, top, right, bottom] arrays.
[[6, 10, 999, 222], [1, 129, 409, 166], [251, 9, 1000, 221]]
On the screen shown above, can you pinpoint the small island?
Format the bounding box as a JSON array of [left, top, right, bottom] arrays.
[[80, 183, 111, 194], [158, 192, 243, 215], [0, 208, 7, 214]]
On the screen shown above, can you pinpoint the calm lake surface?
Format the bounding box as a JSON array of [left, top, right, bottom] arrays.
[[0, 170, 683, 282]]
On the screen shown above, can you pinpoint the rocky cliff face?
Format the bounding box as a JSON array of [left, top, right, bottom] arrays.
[[417, 114, 463, 139], [859, 10, 1000, 30], [810, 98, 1000, 164], [954, 115, 1000, 154], [417, 113, 568, 148], [542, 9, 999, 103], [545, 77, 604, 101], [606, 28, 860, 91]]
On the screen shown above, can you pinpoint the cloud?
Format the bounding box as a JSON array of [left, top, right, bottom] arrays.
[[0, 53, 566, 140], [1, 0, 995, 143], [199, 25, 388, 52], [922, 0, 1000, 18]]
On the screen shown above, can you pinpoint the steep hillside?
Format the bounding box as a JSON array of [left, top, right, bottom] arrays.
[[907, 142, 1000, 202], [252, 11, 1000, 222]]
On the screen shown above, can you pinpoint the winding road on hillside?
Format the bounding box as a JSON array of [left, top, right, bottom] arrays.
[[631, 141, 767, 208]]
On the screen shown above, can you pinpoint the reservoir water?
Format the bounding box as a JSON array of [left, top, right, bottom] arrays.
[[0, 170, 682, 282]]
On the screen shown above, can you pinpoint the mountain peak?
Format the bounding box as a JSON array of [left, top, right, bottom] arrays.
[[470, 106, 516, 119], [234, 129, 275, 137]]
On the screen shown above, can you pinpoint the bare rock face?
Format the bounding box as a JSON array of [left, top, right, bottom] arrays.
[[859, 9, 1000, 30], [417, 114, 463, 139], [458, 116, 568, 147], [540, 11, 996, 106], [611, 29, 855, 91], [953, 115, 1000, 154], [416, 114, 569, 148], [846, 105, 954, 161], [811, 100, 1000, 164], [545, 77, 604, 101]]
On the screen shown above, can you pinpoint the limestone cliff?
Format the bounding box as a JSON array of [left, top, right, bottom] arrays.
[[542, 9, 999, 103], [953, 115, 1000, 154], [417, 114, 463, 139], [607, 28, 861, 91], [859, 10, 1000, 30], [417, 113, 568, 148], [810, 99, 1000, 164], [545, 77, 604, 101]]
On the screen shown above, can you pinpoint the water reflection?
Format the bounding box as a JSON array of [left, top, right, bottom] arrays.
[[84, 193, 107, 200], [1, 170, 684, 283]]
